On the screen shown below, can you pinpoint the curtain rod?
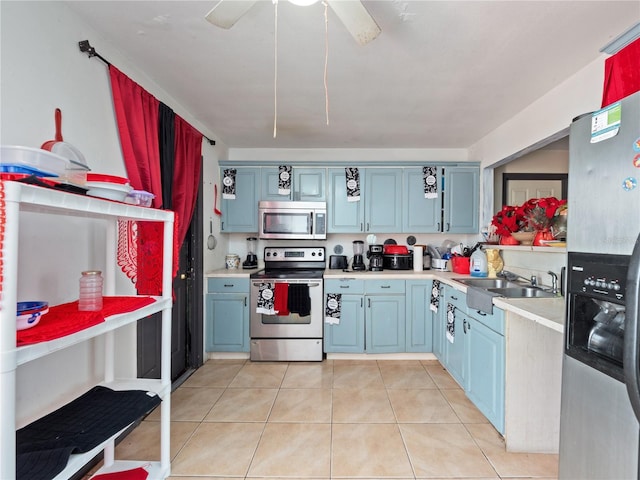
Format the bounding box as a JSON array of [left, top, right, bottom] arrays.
[[78, 40, 216, 146]]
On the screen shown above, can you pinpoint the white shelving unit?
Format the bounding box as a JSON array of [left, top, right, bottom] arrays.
[[0, 181, 174, 479]]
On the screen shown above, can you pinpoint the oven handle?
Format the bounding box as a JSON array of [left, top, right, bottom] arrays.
[[624, 232, 640, 423], [252, 282, 322, 287]]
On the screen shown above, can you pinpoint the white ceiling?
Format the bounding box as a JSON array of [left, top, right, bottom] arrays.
[[66, 0, 639, 150]]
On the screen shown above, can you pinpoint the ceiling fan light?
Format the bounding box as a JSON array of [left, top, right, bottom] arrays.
[[289, 0, 319, 6]]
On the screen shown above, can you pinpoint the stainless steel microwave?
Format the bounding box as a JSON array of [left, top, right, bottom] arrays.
[[258, 201, 327, 240]]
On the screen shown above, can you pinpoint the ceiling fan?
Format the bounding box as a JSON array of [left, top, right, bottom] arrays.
[[205, 0, 381, 46]]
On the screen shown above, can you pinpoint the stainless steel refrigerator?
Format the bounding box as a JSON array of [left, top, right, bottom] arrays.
[[559, 90, 640, 479]]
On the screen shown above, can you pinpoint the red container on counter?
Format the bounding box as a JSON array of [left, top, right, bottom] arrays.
[[451, 256, 470, 274]]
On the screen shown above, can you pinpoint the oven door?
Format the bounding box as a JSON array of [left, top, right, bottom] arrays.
[[566, 292, 626, 382], [250, 279, 323, 338]]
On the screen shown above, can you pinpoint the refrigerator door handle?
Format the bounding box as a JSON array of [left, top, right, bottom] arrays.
[[624, 232, 640, 422]]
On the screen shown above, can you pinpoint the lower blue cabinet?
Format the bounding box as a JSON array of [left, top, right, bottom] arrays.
[[324, 294, 365, 353], [366, 294, 405, 353], [466, 314, 505, 434], [405, 280, 434, 352], [206, 278, 250, 352]]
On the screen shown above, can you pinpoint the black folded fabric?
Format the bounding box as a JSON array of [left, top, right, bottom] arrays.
[[287, 284, 311, 317], [17, 386, 161, 480]]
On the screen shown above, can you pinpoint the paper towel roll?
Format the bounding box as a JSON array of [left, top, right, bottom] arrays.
[[413, 245, 423, 271]]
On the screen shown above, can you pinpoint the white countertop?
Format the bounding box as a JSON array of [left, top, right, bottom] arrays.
[[205, 267, 566, 333]]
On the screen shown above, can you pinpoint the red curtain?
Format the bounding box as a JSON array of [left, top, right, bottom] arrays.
[[602, 37, 640, 107], [109, 66, 162, 205], [109, 66, 202, 295], [173, 116, 203, 249]]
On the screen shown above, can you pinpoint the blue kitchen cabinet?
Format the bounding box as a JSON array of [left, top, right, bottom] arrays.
[[365, 280, 405, 353], [261, 167, 326, 202], [327, 168, 402, 233], [466, 309, 505, 434], [261, 166, 286, 201], [293, 168, 326, 201], [405, 280, 434, 352], [364, 169, 402, 233], [443, 288, 468, 388], [443, 166, 479, 234], [205, 278, 250, 352], [431, 283, 446, 361], [324, 278, 365, 353], [220, 167, 260, 232], [402, 168, 442, 233], [327, 168, 365, 233]]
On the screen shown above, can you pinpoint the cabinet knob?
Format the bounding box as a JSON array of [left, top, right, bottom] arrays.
[[180, 273, 187, 280]]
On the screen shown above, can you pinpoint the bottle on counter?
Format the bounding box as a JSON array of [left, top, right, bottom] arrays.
[[79, 270, 104, 311], [470, 248, 488, 277]]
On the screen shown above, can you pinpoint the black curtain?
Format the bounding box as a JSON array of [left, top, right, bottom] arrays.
[[158, 102, 175, 209]]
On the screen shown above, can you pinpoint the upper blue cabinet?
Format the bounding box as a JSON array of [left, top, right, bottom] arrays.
[[443, 166, 479, 234], [327, 167, 402, 233], [261, 167, 326, 202], [220, 167, 260, 232]]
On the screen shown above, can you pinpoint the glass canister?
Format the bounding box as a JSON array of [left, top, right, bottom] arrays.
[[79, 270, 104, 311]]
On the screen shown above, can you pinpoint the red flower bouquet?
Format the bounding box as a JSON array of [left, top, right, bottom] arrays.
[[491, 205, 526, 236], [522, 197, 567, 231]]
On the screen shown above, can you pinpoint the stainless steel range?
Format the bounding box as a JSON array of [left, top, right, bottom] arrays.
[[249, 246, 325, 361]]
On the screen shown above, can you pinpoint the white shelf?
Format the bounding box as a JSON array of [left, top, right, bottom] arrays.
[[1, 180, 173, 480], [16, 297, 170, 366]]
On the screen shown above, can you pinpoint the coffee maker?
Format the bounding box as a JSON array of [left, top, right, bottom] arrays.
[[352, 240, 366, 271], [242, 237, 258, 269], [367, 244, 384, 271]]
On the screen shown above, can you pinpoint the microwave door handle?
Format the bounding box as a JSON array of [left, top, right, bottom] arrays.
[[625, 232, 640, 422]]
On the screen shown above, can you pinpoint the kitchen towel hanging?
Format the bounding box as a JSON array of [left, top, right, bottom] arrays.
[[446, 303, 455, 343], [288, 284, 311, 317], [325, 293, 341, 324], [279, 165, 292, 195], [430, 280, 441, 312], [222, 168, 236, 199], [256, 282, 276, 315], [345, 167, 360, 202], [423, 166, 438, 199], [274, 282, 290, 316]]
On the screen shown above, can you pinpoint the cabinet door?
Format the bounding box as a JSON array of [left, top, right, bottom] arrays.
[[261, 166, 291, 201], [466, 316, 505, 433], [221, 168, 260, 232], [366, 295, 405, 353], [444, 308, 468, 388], [365, 169, 402, 233], [293, 168, 325, 201], [324, 294, 364, 353], [443, 166, 479, 234], [403, 168, 441, 233], [405, 280, 433, 352], [431, 284, 445, 361], [205, 293, 249, 352], [327, 168, 364, 233]]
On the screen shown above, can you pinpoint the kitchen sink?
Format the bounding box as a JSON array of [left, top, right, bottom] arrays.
[[454, 278, 520, 289], [487, 287, 557, 298]]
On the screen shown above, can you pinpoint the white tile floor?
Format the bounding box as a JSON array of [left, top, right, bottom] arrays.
[[105, 359, 559, 479]]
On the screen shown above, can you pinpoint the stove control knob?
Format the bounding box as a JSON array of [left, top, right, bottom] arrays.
[[583, 279, 590, 286], [311, 252, 316, 256], [318, 250, 323, 256], [613, 284, 621, 291]]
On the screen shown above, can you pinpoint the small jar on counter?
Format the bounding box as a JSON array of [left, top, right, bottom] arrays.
[[79, 270, 103, 311]]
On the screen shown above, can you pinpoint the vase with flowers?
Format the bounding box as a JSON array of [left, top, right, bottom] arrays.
[[491, 204, 529, 245], [522, 197, 567, 246]]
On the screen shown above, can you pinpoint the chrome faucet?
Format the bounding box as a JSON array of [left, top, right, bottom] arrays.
[[498, 270, 538, 286], [547, 271, 558, 294]]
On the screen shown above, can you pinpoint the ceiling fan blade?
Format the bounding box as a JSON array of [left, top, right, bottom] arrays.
[[327, 0, 381, 46], [205, 0, 258, 29]]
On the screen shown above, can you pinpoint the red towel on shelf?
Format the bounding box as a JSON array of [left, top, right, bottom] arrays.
[[602, 37, 640, 107], [17, 296, 156, 346], [91, 467, 149, 480], [274, 282, 290, 316]]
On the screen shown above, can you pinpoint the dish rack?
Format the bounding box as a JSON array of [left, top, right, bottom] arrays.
[[0, 180, 174, 479]]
